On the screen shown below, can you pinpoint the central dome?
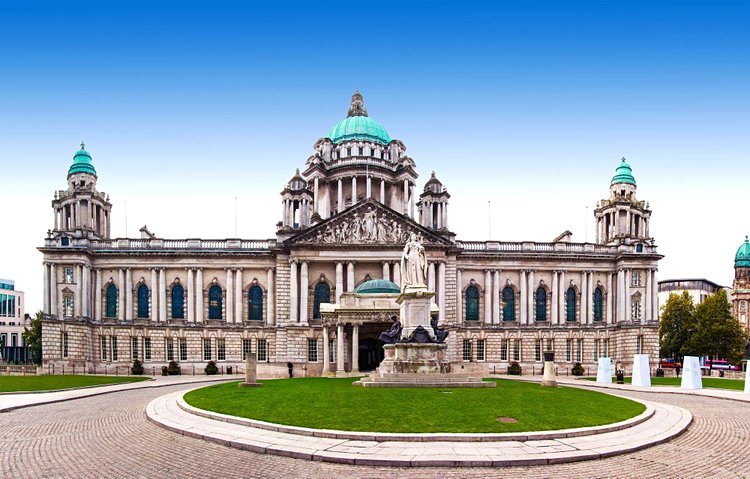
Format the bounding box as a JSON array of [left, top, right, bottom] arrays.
[[354, 279, 401, 294], [326, 91, 392, 145], [736, 236, 750, 268]]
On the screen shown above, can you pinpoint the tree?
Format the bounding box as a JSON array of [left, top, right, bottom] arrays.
[[686, 289, 748, 364], [22, 310, 43, 365], [659, 291, 696, 361]]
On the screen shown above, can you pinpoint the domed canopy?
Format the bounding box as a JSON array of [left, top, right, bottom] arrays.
[[611, 158, 636, 186], [326, 92, 392, 145], [736, 236, 750, 268], [67, 142, 97, 177], [354, 279, 401, 294]]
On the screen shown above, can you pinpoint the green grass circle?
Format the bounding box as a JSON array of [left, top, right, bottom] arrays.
[[0, 375, 149, 393], [184, 378, 646, 433]]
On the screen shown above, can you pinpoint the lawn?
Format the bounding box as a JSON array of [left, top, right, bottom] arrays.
[[184, 378, 645, 433], [582, 376, 746, 391], [0, 375, 150, 393]]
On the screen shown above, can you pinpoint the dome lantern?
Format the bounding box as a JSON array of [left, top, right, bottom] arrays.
[[67, 141, 97, 177], [736, 236, 750, 268], [326, 92, 392, 145]]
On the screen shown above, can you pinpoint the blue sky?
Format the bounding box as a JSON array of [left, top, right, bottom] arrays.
[[1, 0, 748, 311]]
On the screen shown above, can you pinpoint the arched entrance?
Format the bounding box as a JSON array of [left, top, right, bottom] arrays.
[[358, 337, 384, 372]]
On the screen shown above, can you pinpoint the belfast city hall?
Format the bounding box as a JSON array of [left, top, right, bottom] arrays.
[[39, 92, 662, 377]]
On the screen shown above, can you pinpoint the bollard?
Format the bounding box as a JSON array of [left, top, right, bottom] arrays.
[[192, 365, 195, 376]]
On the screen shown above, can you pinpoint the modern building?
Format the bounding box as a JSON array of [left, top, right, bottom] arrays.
[[657, 278, 726, 316], [732, 236, 750, 330], [0, 278, 29, 363], [39, 92, 662, 376]]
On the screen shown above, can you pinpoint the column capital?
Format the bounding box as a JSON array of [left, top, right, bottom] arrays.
[[267, 267, 275, 273]]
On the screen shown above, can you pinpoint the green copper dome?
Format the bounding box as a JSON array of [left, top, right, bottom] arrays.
[[327, 115, 392, 145], [354, 279, 401, 294], [735, 236, 750, 268], [67, 143, 97, 177], [611, 158, 636, 186]]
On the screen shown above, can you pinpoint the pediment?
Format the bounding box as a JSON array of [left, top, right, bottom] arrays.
[[287, 199, 452, 247]]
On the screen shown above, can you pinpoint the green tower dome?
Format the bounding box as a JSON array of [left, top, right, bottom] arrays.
[[67, 142, 97, 177], [611, 158, 636, 186], [354, 279, 401, 294], [735, 236, 750, 268], [326, 91, 392, 145]]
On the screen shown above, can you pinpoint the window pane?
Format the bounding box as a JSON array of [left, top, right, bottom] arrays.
[[208, 286, 223, 319], [171, 285, 185, 319], [465, 286, 479, 321], [106, 284, 118, 318], [137, 284, 149, 318], [535, 288, 547, 321], [313, 283, 330, 320], [502, 287, 515, 321], [248, 286, 264, 321], [566, 288, 577, 322]]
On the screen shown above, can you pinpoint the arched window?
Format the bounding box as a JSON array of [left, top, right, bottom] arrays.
[[535, 287, 547, 321], [502, 287, 515, 321], [313, 282, 330, 319], [105, 284, 117, 318], [171, 284, 184, 319], [137, 284, 149, 318], [566, 287, 577, 322], [208, 285, 223, 320], [465, 286, 479, 321], [248, 286, 263, 321], [593, 287, 604, 322]]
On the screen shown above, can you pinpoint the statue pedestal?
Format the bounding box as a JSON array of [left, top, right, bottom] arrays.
[[397, 285, 435, 339], [239, 353, 262, 387], [541, 352, 557, 387]]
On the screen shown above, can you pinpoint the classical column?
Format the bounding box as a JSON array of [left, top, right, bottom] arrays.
[[336, 323, 345, 372], [151, 268, 159, 320], [519, 270, 527, 325], [442, 202, 448, 229], [645, 268, 652, 322], [410, 185, 415, 218], [322, 326, 330, 374], [337, 179, 343, 213], [300, 262, 309, 324], [346, 262, 355, 292], [382, 262, 390, 281], [313, 177, 319, 215], [456, 269, 463, 322], [551, 271, 559, 325], [351, 176, 357, 205], [587, 271, 594, 323], [187, 268, 195, 323], [335, 262, 343, 303], [484, 270, 492, 323], [606, 272, 614, 324], [366, 175, 371, 198], [43, 263, 50, 314], [651, 269, 659, 321], [438, 262, 446, 321], [393, 262, 401, 287], [580, 271, 588, 324], [492, 270, 500, 324], [125, 268, 132, 321], [428, 263, 436, 304], [159, 268, 167, 322], [380, 179, 385, 204], [235, 268, 243, 323], [267, 268, 275, 325], [95, 268, 102, 321], [74, 264, 82, 317], [351, 324, 359, 373], [290, 261, 298, 323], [226, 269, 234, 323], [50, 263, 57, 318], [624, 269, 631, 322], [527, 270, 535, 323], [403, 179, 409, 215], [118, 269, 125, 321], [195, 268, 204, 323], [83, 265, 90, 317], [616, 269, 625, 322], [559, 270, 566, 323]]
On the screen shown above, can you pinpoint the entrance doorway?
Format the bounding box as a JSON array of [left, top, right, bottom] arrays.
[[358, 337, 384, 372]]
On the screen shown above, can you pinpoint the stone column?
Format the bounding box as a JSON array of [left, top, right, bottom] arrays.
[[95, 268, 102, 321], [187, 268, 195, 322], [267, 268, 275, 325], [624, 269, 631, 322], [580, 271, 588, 324], [235, 268, 243, 323], [382, 262, 390, 281], [125, 268, 132, 321], [195, 268, 204, 323], [313, 177, 319, 214], [456, 269, 463, 322], [151, 269, 159, 320], [290, 261, 298, 323], [551, 271, 558, 325], [74, 264, 82, 317], [651, 269, 659, 321], [337, 179, 343, 213], [43, 263, 50, 314], [606, 272, 613, 324], [300, 262, 309, 324], [484, 270, 492, 323], [438, 262, 446, 321], [392, 262, 400, 287], [226, 269, 234, 323], [616, 269, 625, 322], [336, 323, 345, 373], [428, 263, 436, 303], [322, 327, 330, 374], [528, 270, 535, 323], [366, 176, 371, 198], [50, 263, 57, 318], [520, 270, 527, 325], [351, 324, 359, 374], [410, 185, 415, 218], [118, 269, 125, 321], [380, 179, 385, 204], [159, 268, 167, 322], [588, 271, 594, 323], [492, 270, 500, 324], [351, 176, 357, 205], [442, 202, 448, 229], [335, 262, 343, 303], [83, 265, 90, 317], [645, 268, 652, 322], [403, 179, 409, 215], [559, 270, 566, 323], [346, 262, 355, 292]]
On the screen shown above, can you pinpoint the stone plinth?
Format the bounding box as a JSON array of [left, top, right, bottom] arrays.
[[681, 356, 702, 390], [631, 354, 651, 387], [541, 351, 557, 387], [239, 353, 262, 387], [596, 357, 613, 384], [396, 285, 435, 339]]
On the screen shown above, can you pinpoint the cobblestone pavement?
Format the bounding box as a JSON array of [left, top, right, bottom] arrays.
[[1, 385, 748, 478]]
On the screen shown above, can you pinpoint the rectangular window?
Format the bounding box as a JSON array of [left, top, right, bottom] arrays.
[[179, 338, 187, 362], [143, 337, 152, 361], [257, 339, 267, 362], [101, 335, 108, 361], [631, 271, 640, 287], [476, 339, 485, 361], [500, 339, 509, 361], [513, 339, 521, 361], [358, 147, 364, 155], [593, 339, 600, 362], [308, 339, 318, 362], [217, 339, 226, 361], [462, 339, 472, 361], [546, 338, 553, 353], [63, 296, 74, 316], [242, 339, 252, 360], [64, 267, 74, 283], [329, 338, 335, 363], [636, 335, 643, 355], [534, 340, 542, 362], [62, 332, 69, 358], [203, 338, 211, 361], [566, 339, 572, 362], [603, 339, 609, 358], [631, 300, 641, 321], [575, 339, 582, 363], [165, 338, 174, 361], [111, 336, 118, 361], [131, 336, 139, 360]]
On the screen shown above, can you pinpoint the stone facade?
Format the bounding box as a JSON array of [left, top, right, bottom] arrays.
[[39, 93, 662, 376]]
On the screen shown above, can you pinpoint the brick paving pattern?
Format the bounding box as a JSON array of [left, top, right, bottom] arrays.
[[1, 385, 748, 478]]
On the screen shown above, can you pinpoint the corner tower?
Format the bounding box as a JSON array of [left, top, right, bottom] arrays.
[[732, 236, 750, 330], [417, 171, 450, 231], [51, 143, 112, 240], [594, 158, 652, 245]]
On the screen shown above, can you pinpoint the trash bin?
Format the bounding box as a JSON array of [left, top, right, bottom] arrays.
[[719, 370, 725, 378], [161, 366, 168, 376], [656, 368, 665, 377], [226, 366, 233, 375], [616, 370, 625, 384]]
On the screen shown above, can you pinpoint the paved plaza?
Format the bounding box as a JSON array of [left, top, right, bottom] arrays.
[[1, 379, 749, 478]]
